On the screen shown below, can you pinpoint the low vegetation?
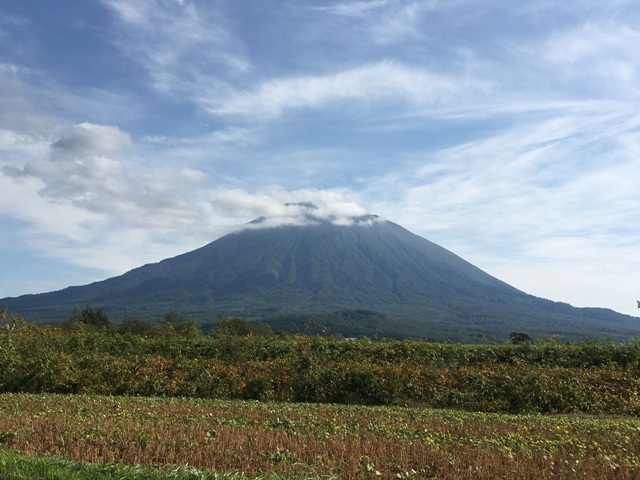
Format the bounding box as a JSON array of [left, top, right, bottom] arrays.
[[2, 309, 640, 415], [1, 393, 640, 479]]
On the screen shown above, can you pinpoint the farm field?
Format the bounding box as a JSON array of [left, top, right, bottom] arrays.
[[1, 393, 640, 479], [4, 316, 640, 478]]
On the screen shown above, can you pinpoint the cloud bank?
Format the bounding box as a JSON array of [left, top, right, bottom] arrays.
[[2, 122, 210, 231]]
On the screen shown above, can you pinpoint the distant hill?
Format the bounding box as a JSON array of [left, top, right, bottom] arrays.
[[3, 209, 639, 342]]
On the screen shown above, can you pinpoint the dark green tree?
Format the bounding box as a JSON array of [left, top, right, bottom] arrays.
[[159, 309, 201, 338], [116, 318, 156, 336], [67, 305, 111, 331], [214, 315, 273, 337], [509, 332, 532, 344]]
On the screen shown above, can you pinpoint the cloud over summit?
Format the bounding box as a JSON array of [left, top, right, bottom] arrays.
[[209, 189, 373, 229]]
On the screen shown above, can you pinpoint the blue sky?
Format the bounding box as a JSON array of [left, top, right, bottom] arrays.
[[1, 0, 639, 317]]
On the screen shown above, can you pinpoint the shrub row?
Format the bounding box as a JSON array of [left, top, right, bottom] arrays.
[[2, 322, 640, 414]]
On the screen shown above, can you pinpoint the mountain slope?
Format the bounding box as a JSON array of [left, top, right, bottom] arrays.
[[3, 215, 639, 341]]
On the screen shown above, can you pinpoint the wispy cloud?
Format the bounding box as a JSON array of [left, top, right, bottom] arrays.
[[206, 60, 472, 119], [0, 14, 29, 42], [363, 97, 640, 314], [542, 22, 640, 95], [369, 2, 425, 45], [313, 1, 429, 45], [100, 0, 249, 94], [313, 0, 390, 17], [370, 104, 640, 238]]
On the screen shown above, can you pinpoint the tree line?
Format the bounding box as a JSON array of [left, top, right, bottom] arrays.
[[61, 305, 274, 338]]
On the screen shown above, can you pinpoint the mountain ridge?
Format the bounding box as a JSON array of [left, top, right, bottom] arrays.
[[3, 215, 639, 341]]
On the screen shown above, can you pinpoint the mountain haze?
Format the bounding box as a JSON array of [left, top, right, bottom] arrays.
[[3, 208, 639, 341]]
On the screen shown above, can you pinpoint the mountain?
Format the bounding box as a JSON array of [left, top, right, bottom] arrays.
[[2, 211, 639, 341]]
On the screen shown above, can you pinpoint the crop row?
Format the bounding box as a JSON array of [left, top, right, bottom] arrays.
[[1, 393, 640, 479]]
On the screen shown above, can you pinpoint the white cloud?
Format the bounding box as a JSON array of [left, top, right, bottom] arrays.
[[0, 173, 102, 242], [6, 123, 131, 203], [541, 22, 640, 96], [51, 122, 132, 156], [2, 122, 216, 234], [0, 117, 374, 278], [207, 61, 468, 119], [314, 0, 389, 17], [209, 188, 370, 227], [0, 118, 227, 278], [544, 23, 640, 65]]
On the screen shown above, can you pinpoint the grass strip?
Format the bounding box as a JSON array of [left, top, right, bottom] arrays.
[[0, 450, 261, 480]]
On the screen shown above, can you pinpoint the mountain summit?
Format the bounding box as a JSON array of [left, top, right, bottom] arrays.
[[3, 209, 639, 341]]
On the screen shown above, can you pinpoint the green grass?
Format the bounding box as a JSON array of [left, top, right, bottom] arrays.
[[0, 450, 293, 480]]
